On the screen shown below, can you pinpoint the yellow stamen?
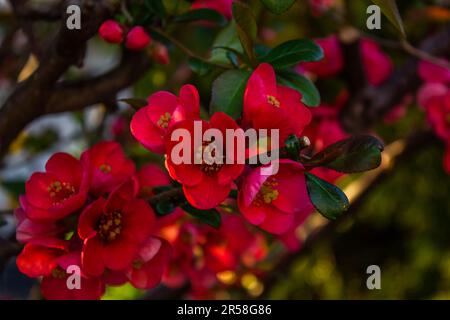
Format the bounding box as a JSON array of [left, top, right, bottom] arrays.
[[267, 95, 280, 108]]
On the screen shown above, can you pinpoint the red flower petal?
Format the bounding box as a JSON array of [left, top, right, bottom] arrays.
[[130, 107, 166, 154], [82, 237, 105, 277], [121, 199, 156, 244], [102, 240, 139, 271], [258, 206, 294, 235], [78, 198, 105, 240], [183, 175, 231, 209], [17, 243, 62, 278]]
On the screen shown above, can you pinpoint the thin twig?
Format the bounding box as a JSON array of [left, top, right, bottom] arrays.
[[149, 26, 232, 70]]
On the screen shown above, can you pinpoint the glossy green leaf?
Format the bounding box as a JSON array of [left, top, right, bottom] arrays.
[[260, 0, 296, 15], [188, 57, 213, 76], [305, 135, 384, 173], [182, 204, 222, 229], [278, 70, 321, 107], [210, 69, 251, 119], [260, 39, 324, 69], [305, 172, 349, 220], [174, 8, 227, 26]]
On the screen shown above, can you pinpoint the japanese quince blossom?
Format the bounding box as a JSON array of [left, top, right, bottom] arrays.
[[165, 112, 244, 210], [15, 141, 171, 299], [81, 141, 135, 196], [23, 152, 89, 221], [238, 160, 311, 235], [300, 36, 393, 86], [243, 63, 312, 143], [78, 179, 155, 276], [17, 239, 105, 300], [163, 214, 267, 297], [131, 84, 200, 154], [417, 59, 450, 174]]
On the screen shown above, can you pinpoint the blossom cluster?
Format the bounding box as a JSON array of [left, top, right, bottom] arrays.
[[417, 60, 450, 173], [131, 63, 314, 235], [15, 142, 171, 299]]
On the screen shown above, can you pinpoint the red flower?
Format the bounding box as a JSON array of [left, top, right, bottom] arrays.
[[192, 0, 232, 19], [78, 180, 156, 276], [137, 163, 173, 198], [301, 37, 392, 85], [41, 252, 105, 300], [81, 141, 135, 196], [24, 153, 89, 221], [131, 85, 200, 154], [243, 63, 312, 143], [15, 197, 63, 243], [419, 59, 450, 84], [126, 237, 171, 289], [301, 36, 343, 77], [424, 91, 450, 141], [126, 26, 151, 51], [17, 238, 69, 278], [361, 39, 393, 86], [238, 160, 311, 235], [165, 112, 245, 209], [99, 20, 124, 44], [278, 207, 313, 252]]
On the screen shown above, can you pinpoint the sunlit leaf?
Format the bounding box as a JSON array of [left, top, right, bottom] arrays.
[[371, 0, 406, 38]]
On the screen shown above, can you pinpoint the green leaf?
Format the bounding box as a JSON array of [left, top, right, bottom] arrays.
[[210, 69, 251, 119], [305, 135, 384, 173], [260, 39, 324, 69], [155, 201, 176, 217], [371, 0, 406, 38], [210, 22, 244, 65], [260, 0, 296, 15], [173, 8, 227, 26], [188, 57, 213, 76], [305, 172, 349, 220], [232, 1, 257, 64], [119, 98, 148, 110], [278, 70, 321, 107], [182, 204, 222, 229]]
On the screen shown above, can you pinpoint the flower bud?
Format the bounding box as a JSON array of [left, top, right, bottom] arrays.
[[126, 26, 152, 51], [152, 43, 170, 65], [99, 20, 124, 44]]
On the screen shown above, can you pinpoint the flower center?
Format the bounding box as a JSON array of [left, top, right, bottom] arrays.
[[253, 178, 279, 206], [157, 112, 171, 129], [47, 181, 76, 204], [267, 95, 280, 108], [196, 141, 224, 175], [51, 267, 66, 279], [99, 164, 112, 174], [97, 210, 123, 243]]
